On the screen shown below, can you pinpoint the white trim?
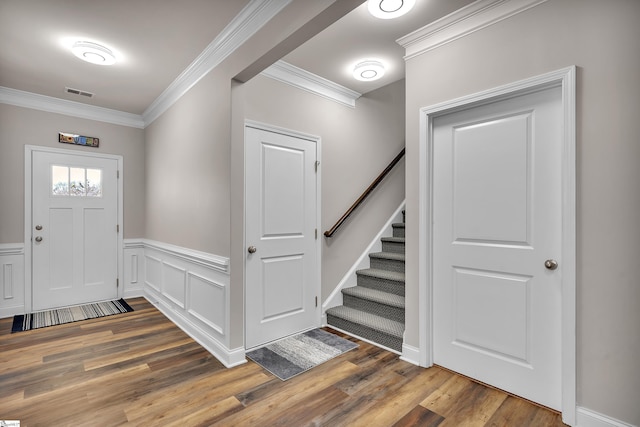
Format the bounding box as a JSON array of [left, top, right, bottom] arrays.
[[0, 243, 24, 256], [397, 0, 549, 60], [0, 244, 25, 318], [142, 239, 229, 273], [145, 296, 245, 368], [400, 342, 421, 365], [243, 120, 322, 348], [245, 119, 322, 142], [143, 0, 292, 126], [0, 86, 145, 129], [24, 145, 125, 314], [417, 66, 576, 425], [261, 60, 362, 108], [322, 201, 405, 320], [576, 408, 637, 427]]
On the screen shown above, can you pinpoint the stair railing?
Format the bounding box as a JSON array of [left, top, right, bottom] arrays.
[[324, 147, 405, 238]]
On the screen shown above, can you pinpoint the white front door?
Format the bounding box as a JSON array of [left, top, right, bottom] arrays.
[[32, 150, 119, 310], [432, 86, 563, 410], [245, 125, 319, 349]]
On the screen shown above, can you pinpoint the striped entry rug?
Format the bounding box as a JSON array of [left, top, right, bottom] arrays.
[[11, 299, 134, 333], [246, 328, 358, 381]]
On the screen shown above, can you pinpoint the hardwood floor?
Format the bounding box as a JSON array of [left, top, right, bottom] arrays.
[[0, 298, 566, 426]]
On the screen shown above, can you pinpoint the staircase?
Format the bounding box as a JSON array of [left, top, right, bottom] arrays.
[[326, 212, 405, 352]]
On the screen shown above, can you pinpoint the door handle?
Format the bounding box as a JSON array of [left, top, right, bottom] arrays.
[[248, 246, 257, 254], [35, 236, 43, 242], [35, 225, 43, 230], [544, 259, 558, 270]]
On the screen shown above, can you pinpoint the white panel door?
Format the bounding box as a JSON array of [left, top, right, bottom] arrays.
[[245, 126, 319, 349], [32, 151, 118, 310], [433, 86, 563, 410]]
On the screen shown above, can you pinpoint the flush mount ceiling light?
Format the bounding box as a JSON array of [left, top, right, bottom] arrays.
[[71, 41, 116, 65], [353, 60, 385, 81], [368, 0, 416, 19]]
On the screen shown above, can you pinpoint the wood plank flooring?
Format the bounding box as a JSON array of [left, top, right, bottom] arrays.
[[0, 298, 566, 426]]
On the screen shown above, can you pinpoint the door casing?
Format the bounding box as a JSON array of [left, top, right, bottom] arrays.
[[243, 120, 322, 349], [24, 145, 124, 313], [417, 67, 576, 425]]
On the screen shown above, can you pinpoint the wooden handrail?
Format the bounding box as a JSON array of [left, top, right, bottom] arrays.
[[324, 148, 405, 238]]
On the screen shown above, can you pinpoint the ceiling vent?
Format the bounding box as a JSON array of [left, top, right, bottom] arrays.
[[65, 87, 94, 98]]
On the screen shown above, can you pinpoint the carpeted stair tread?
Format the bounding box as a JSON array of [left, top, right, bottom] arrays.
[[356, 268, 405, 283], [381, 236, 405, 243], [369, 251, 405, 261], [326, 306, 404, 338], [342, 286, 405, 309]]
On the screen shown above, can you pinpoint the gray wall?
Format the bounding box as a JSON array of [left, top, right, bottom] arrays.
[[0, 104, 145, 243], [403, 0, 640, 424], [143, 67, 232, 255], [243, 75, 406, 300]]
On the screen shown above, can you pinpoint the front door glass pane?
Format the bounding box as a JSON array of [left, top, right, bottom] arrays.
[[70, 167, 86, 196], [52, 166, 69, 195]]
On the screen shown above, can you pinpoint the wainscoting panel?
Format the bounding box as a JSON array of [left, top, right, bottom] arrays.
[[187, 272, 225, 335], [123, 239, 145, 298], [141, 240, 242, 367], [0, 244, 25, 318], [162, 261, 186, 309]]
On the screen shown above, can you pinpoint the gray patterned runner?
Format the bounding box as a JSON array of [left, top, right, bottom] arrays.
[[11, 299, 133, 332]]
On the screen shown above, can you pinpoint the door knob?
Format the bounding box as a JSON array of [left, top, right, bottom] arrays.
[[248, 246, 257, 254], [35, 236, 43, 242], [35, 225, 43, 230], [544, 259, 558, 270]]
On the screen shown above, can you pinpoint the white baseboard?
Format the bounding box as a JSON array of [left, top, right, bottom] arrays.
[[145, 294, 245, 368], [400, 342, 421, 366], [576, 407, 637, 427]]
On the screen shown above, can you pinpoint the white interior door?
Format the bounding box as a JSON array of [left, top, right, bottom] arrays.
[[32, 151, 118, 311], [432, 86, 563, 410], [245, 125, 319, 349]]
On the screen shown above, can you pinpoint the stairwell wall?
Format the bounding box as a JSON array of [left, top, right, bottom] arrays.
[[243, 75, 406, 302], [403, 0, 640, 424]]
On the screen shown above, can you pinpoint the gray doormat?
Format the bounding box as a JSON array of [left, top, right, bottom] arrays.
[[246, 328, 358, 381]]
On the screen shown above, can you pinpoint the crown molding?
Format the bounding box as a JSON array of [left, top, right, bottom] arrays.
[[261, 60, 361, 108], [0, 86, 145, 129], [397, 0, 549, 59], [142, 0, 293, 126]]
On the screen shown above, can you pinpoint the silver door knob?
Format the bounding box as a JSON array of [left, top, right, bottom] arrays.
[[544, 259, 558, 270], [35, 225, 43, 230], [35, 236, 43, 242], [248, 246, 257, 254]]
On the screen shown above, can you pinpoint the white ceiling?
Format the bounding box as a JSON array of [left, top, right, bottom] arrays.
[[0, 0, 475, 116]]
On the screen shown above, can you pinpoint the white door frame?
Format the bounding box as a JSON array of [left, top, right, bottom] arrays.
[[24, 145, 124, 313], [417, 67, 576, 425], [243, 120, 322, 347]]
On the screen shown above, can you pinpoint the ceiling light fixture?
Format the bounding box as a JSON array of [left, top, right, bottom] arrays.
[[71, 41, 116, 65], [368, 0, 416, 19], [353, 60, 385, 81]]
